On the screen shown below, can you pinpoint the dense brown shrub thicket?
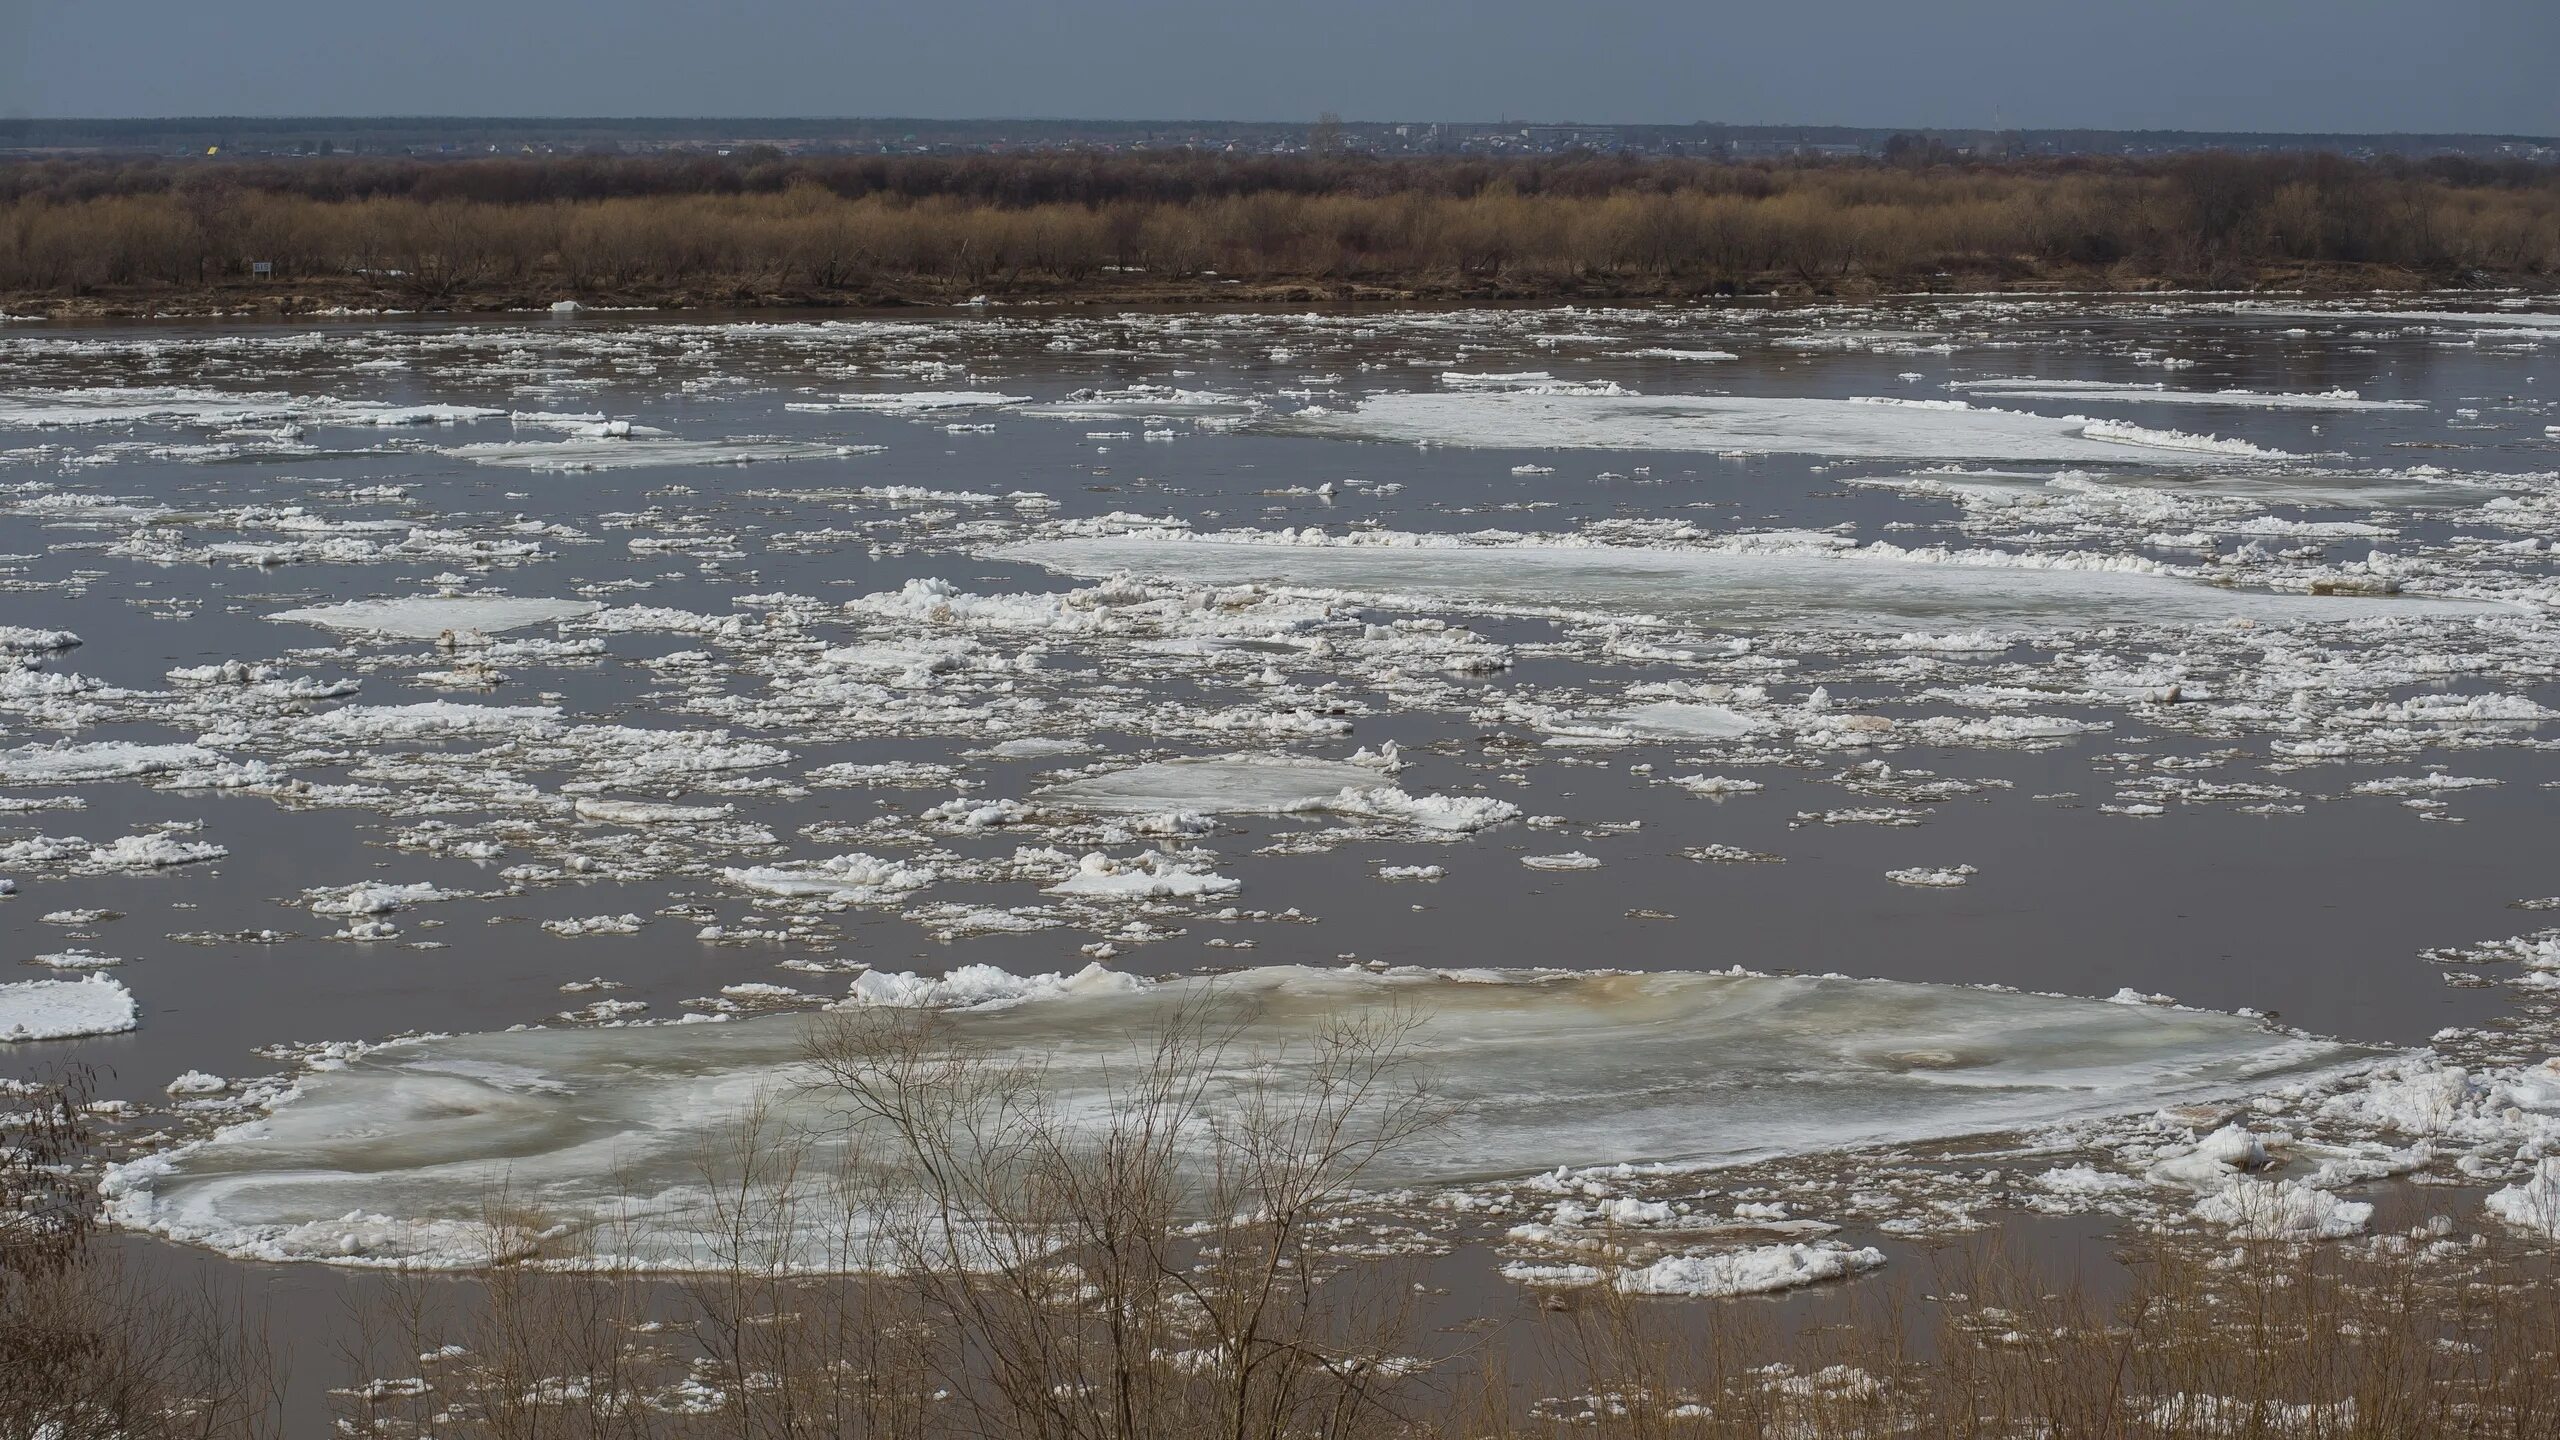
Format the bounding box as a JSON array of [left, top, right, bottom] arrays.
[[0, 151, 2553, 302]]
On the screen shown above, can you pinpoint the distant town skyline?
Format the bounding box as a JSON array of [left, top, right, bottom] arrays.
[[5, 0, 2553, 136]]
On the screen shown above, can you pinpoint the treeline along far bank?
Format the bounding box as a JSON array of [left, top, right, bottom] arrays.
[[2, 149, 2553, 310]]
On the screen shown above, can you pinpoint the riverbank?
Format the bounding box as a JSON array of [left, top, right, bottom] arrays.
[[3, 259, 2538, 321], [5, 148, 2552, 320]]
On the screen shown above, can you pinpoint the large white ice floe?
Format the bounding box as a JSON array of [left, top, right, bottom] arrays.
[[1040, 756, 1390, 815], [445, 438, 867, 470], [787, 390, 1030, 413], [0, 386, 507, 431], [1504, 1241, 1889, 1298], [719, 853, 937, 903], [996, 533, 2511, 633], [1944, 380, 2424, 412], [1271, 392, 2297, 462], [1044, 851, 1240, 899], [0, 741, 217, 785], [0, 974, 138, 1041], [1037, 755, 1515, 831], [0, 626, 79, 653], [104, 965, 2367, 1269], [269, 594, 603, 639]]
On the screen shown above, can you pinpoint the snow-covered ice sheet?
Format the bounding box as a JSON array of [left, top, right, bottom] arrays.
[[107, 965, 2365, 1268]]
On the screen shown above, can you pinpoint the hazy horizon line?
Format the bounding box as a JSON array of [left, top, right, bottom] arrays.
[[9, 114, 2557, 143]]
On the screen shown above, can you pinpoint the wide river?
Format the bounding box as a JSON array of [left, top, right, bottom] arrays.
[[3, 296, 2556, 1280]]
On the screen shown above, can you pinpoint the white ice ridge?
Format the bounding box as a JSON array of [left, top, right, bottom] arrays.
[[1269, 392, 2298, 462], [269, 594, 603, 639], [996, 534, 2512, 634], [106, 965, 2367, 1270]]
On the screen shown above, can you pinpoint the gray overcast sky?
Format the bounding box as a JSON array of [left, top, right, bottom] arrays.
[[6, 0, 2555, 134]]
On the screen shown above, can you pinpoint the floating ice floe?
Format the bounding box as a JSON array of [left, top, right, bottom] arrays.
[[2190, 1179, 2374, 1239], [0, 741, 216, 785], [1272, 392, 2297, 463], [304, 882, 468, 917], [1014, 385, 1260, 420], [1591, 701, 1767, 742], [2486, 1160, 2560, 1240], [1522, 852, 1603, 871], [0, 626, 79, 653], [269, 595, 603, 639], [1041, 755, 1387, 814], [574, 797, 736, 825], [997, 533, 2511, 634], [86, 834, 226, 870], [1865, 465, 2509, 516], [788, 391, 1030, 414], [721, 853, 937, 904], [1037, 755, 1515, 832], [1504, 1240, 1888, 1298], [1045, 852, 1240, 899], [0, 974, 138, 1041], [1946, 380, 2424, 412], [0, 387, 507, 431], [446, 438, 870, 471], [1886, 865, 1977, 888], [104, 965, 2367, 1268]]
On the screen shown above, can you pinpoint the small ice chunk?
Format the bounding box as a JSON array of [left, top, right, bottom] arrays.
[[1045, 852, 1240, 900], [1506, 1241, 1887, 1298], [2192, 1180, 2373, 1240], [1522, 852, 1603, 871], [87, 834, 226, 869], [1885, 865, 1977, 888], [2485, 1159, 2560, 1240]]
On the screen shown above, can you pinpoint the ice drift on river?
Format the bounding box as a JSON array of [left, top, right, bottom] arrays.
[[104, 965, 2367, 1269]]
